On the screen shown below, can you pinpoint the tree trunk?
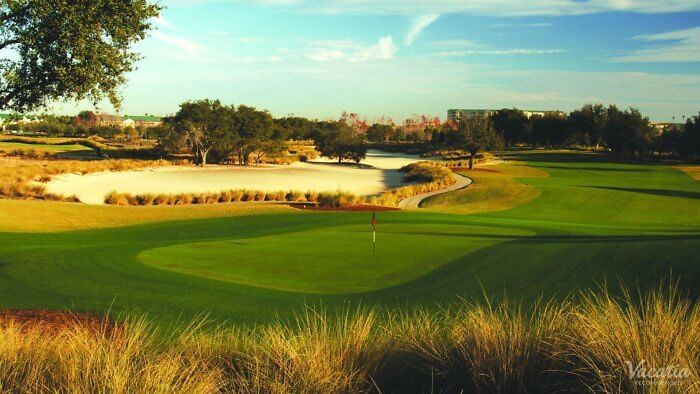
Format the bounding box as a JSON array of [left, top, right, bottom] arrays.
[[469, 152, 475, 170], [201, 148, 208, 167], [338, 157, 342, 163]]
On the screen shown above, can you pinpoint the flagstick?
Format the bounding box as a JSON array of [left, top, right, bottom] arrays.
[[371, 213, 377, 257]]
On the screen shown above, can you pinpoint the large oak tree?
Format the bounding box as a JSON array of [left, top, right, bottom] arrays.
[[0, 0, 159, 111]]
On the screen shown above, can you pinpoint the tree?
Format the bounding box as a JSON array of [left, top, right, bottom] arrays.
[[252, 139, 286, 164], [530, 113, 568, 147], [169, 100, 227, 166], [568, 104, 606, 149], [315, 121, 367, 163], [453, 117, 502, 169], [72, 111, 98, 130], [0, 0, 160, 112], [365, 123, 392, 142], [491, 108, 529, 146], [657, 125, 683, 157], [604, 106, 655, 157], [230, 105, 275, 166], [679, 113, 700, 159], [390, 127, 406, 142], [275, 116, 317, 140]]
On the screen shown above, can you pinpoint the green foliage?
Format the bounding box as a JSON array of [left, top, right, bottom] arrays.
[[366, 123, 393, 143], [567, 103, 606, 148], [530, 113, 569, 147], [314, 121, 367, 163], [0, 0, 160, 111], [275, 116, 318, 140], [604, 106, 656, 156], [158, 100, 281, 166], [451, 116, 503, 168], [679, 113, 700, 160], [491, 108, 530, 146]]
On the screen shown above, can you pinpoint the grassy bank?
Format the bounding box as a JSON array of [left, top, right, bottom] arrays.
[[0, 283, 697, 393]]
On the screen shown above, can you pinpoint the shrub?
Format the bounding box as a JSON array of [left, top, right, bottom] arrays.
[[154, 194, 170, 205], [104, 192, 129, 206], [219, 190, 233, 203]]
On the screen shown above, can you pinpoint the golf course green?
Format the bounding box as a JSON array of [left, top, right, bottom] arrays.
[[0, 141, 92, 153], [0, 151, 698, 325]]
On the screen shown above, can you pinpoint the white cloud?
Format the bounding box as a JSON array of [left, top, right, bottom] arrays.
[[354, 36, 398, 61], [430, 38, 563, 56], [405, 14, 440, 45], [307, 47, 346, 61], [152, 14, 175, 30], [431, 39, 481, 48], [152, 31, 202, 60], [490, 22, 552, 28], [437, 48, 566, 56], [194, 0, 700, 16], [306, 36, 398, 62], [612, 27, 700, 62]]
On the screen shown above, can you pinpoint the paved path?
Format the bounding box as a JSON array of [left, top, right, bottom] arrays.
[[397, 157, 505, 210], [398, 173, 473, 210]]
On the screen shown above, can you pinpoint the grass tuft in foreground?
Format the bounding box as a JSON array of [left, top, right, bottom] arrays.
[[0, 282, 697, 393]]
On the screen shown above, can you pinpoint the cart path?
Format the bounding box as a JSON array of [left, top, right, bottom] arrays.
[[398, 173, 473, 210]]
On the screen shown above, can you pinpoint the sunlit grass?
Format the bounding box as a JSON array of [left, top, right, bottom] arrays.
[[422, 162, 548, 214]]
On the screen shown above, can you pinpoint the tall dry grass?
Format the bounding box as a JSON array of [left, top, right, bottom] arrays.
[[0, 286, 696, 393], [0, 158, 181, 202], [560, 284, 700, 393]]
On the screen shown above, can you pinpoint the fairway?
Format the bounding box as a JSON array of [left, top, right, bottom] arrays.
[[0, 151, 698, 325], [0, 141, 92, 153]]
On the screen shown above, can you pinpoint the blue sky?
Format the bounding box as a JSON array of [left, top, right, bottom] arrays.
[[56, 0, 700, 122]]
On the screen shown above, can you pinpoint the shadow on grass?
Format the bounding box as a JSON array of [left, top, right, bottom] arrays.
[[581, 185, 700, 200], [535, 164, 651, 173], [365, 232, 700, 306]]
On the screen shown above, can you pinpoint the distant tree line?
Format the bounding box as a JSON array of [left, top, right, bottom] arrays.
[[5, 100, 699, 164], [364, 104, 700, 160], [482, 105, 700, 159], [3, 112, 158, 140]]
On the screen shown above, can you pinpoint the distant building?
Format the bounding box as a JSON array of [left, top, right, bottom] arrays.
[[96, 113, 162, 128], [96, 113, 124, 127], [447, 108, 564, 121], [123, 115, 162, 128], [522, 110, 566, 118], [447, 109, 496, 121], [650, 122, 684, 134]]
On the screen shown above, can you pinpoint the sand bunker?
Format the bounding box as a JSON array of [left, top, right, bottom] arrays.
[[45, 150, 430, 205]]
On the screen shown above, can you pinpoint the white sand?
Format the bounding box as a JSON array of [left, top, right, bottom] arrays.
[[45, 150, 430, 205]]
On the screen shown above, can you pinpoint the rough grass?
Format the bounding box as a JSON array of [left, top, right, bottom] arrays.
[[0, 283, 697, 393], [679, 165, 700, 180], [422, 162, 547, 214]]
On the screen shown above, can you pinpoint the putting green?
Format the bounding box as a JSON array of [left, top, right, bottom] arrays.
[[139, 224, 534, 294]]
